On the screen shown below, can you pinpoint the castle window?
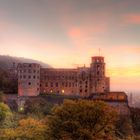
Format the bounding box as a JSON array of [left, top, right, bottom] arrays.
[[65, 82, 67, 87], [28, 69, 31, 73], [51, 82, 53, 87], [62, 82, 64, 86], [44, 76, 47, 80], [80, 89, 82, 93], [33, 75, 36, 79], [28, 82, 31, 85], [34, 70, 36, 73], [28, 75, 31, 79], [23, 75, 26, 79], [45, 82, 48, 87], [56, 82, 58, 87], [85, 89, 87, 92], [97, 71, 99, 75]]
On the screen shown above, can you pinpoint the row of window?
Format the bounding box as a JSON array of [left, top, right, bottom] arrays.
[[42, 71, 76, 75], [44, 82, 77, 88], [79, 81, 88, 84], [19, 69, 40, 73], [43, 82, 90, 88], [18, 64, 40, 68], [20, 75, 40, 79], [79, 89, 88, 93], [43, 75, 76, 80], [43, 89, 65, 94]]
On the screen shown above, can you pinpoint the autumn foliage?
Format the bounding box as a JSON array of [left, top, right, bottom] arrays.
[[46, 100, 117, 140]]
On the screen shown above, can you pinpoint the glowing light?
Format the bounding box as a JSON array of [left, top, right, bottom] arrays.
[[19, 107, 24, 112], [62, 89, 65, 93]]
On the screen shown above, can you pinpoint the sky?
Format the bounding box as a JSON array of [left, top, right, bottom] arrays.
[[0, 0, 140, 93]]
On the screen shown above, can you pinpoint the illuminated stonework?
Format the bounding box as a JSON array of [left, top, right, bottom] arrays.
[[18, 56, 110, 97]]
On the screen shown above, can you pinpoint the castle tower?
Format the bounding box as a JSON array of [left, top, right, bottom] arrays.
[[90, 56, 110, 93], [17, 63, 40, 96]]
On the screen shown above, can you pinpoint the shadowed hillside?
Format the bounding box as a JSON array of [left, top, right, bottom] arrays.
[[0, 55, 50, 69]]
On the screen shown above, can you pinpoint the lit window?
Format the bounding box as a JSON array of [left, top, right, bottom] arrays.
[[62, 89, 65, 93]]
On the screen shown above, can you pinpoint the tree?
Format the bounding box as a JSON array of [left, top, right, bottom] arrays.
[[0, 102, 12, 123], [130, 107, 140, 134], [116, 115, 134, 139], [46, 99, 117, 140], [1, 117, 47, 140], [24, 98, 53, 119]]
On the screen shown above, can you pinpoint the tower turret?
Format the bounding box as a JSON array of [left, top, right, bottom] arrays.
[[90, 56, 105, 77], [90, 56, 110, 93]]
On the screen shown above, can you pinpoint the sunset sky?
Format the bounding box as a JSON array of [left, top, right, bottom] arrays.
[[0, 0, 140, 93]]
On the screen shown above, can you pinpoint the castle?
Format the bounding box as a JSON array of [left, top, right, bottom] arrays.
[[15, 55, 130, 114], [17, 56, 110, 97]]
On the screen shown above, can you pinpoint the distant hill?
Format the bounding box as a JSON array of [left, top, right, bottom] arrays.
[[0, 55, 51, 69]]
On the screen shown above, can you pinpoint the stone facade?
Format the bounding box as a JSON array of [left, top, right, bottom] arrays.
[[88, 92, 129, 115], [17, 56, 110, 97], [17, 63, 40, 96]]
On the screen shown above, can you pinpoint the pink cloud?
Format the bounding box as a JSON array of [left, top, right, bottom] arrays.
[[124, 14, 140, 24]]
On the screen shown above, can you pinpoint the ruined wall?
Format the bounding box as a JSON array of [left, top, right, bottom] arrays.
[[18, 63, 40, 96], [40, 68, 78, 96]]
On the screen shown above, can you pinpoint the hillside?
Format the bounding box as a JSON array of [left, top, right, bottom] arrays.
[[0, 55, 50, 69]]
